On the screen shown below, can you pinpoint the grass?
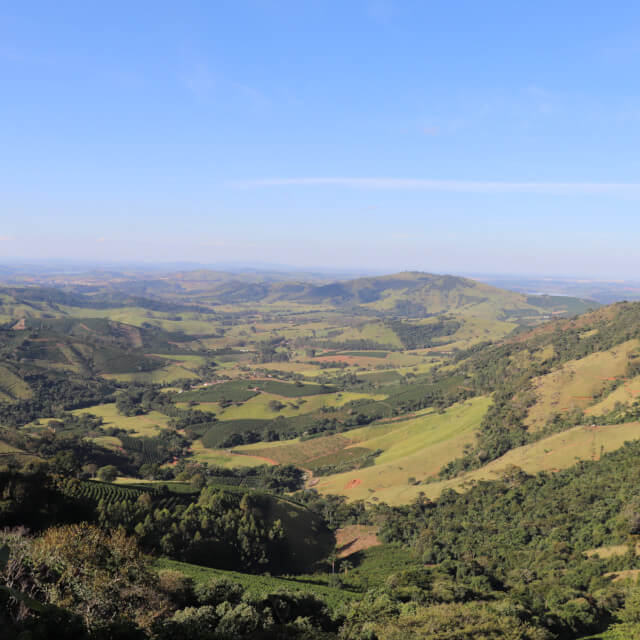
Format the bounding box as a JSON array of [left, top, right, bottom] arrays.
[[235, 434, 354, 467], [0, 440, 24, 453], [88, 435, 123, 451], [154, 558, 353, 609], [586, 372, 640, 415], [431, 315, 519, 351], [183, 391, 384, 421], [179, 381, 259, 403], [61, 305, 221, 335], [102, 362, 201, 384], [332, 351, 389, 358], [305, 447, 373, 471], [314, 397, 490, 504], [584, 545, 630, 559], [252, 380, 336, 397], [358, 371, 404, 385], [331, 321, 403, 348], [414, 421, 640, 502], [525, 339, 639, 431], [72, 403, 171, 437], [153, 353, 208, 366], [0, 365, 33, 400], [189, 439, 271, 467]]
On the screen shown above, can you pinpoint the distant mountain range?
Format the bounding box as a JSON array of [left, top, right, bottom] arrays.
[[0, 270, 598, 322]]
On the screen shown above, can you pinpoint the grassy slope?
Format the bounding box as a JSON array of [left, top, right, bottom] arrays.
[[72, 403, 171, 437], [410, 421, 640, 502], [60, 305, 220, 335], [0, 440, 24, 453], [182, 391, 385, 421], [525, 339, 640, 431], [102, 363, 201, 383], [0, 364, 33, 400], [188, 439, 273, 467], [235, 434, 354, 466], [586, 372, 640, 415], [334, 321, 403, 348], [314, 397, 491, 503]]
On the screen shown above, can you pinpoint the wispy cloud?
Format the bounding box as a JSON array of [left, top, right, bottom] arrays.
[[234, 177, 640, 196]]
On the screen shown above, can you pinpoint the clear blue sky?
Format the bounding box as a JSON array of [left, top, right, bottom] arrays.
[[2, 1, 640, 276]]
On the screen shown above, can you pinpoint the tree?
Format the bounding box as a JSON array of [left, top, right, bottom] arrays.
[[53, 451, 80, 477], [97, 465, 118, 482], [268, 400, 285, 412]]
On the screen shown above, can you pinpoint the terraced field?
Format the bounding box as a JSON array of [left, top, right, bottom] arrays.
[[155, 558, 352, 609]]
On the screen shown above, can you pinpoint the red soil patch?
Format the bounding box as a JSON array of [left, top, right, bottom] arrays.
[[344, 478, 362, 490], [335, 525, 380, 558]]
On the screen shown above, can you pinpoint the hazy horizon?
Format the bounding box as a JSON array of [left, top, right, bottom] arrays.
[[2, 258, 640, 285]]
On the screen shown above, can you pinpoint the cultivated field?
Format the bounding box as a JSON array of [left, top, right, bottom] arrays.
[[155, 558, 352, 609]]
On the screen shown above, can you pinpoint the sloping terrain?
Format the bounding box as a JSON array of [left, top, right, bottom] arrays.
[[369, 421, 640, 504], [524, 339, 640, 431], [176, 270, 596, 320], [313, 397, 490, 502]]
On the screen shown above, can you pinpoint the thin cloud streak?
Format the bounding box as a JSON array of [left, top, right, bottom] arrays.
[[236, 178, 640, 195]]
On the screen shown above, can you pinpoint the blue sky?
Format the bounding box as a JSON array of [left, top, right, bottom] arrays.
[[2, 1, 640, 276]]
